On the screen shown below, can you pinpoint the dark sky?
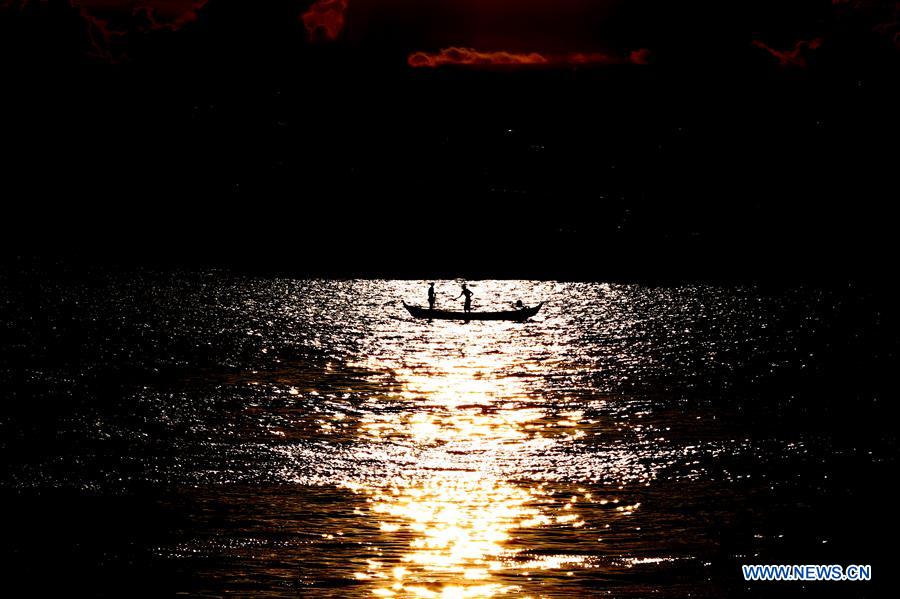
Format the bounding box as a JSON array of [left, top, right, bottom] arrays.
[[1, 1, 897, 278]]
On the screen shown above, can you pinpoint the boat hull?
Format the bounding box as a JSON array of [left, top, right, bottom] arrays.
[[403, 302, 543, 322]]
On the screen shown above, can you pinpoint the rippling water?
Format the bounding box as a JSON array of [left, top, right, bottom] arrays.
[[1, 272, 896, 597]]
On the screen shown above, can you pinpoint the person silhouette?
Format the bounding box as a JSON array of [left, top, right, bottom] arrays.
[[427, 283, 436, 310], [456, 283, 473, 313]]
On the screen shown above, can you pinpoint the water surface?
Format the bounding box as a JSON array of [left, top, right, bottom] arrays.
[[1, 273, 896, 597]]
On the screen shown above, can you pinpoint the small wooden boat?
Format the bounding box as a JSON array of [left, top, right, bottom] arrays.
[[403, 301, 544, 322]]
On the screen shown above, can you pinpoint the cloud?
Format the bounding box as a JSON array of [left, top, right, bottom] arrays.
[[301, 0, 347, 41], [408, 47, 548, 67], [574, 48, 652, 65], [751, 37, 824, 67], [130, 1, 207, 32], [408, 47, 651, 68]]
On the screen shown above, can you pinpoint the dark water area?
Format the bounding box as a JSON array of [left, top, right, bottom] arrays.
[[1, 268, 898, 597]]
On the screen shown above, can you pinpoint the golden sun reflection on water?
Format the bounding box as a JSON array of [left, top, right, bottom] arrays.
[[354, 474, 546, 598], [342, 351, 607, 598]]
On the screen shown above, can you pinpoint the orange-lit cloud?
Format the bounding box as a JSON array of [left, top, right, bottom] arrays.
[[752, 37, 824, 67], [408, 47, 651, 68], [301, 0, 347, 41], [409, 48, 548, 67]]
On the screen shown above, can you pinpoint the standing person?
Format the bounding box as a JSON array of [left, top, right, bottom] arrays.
[[456, 283, 473, 313], [427, 283, 436, 311]]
